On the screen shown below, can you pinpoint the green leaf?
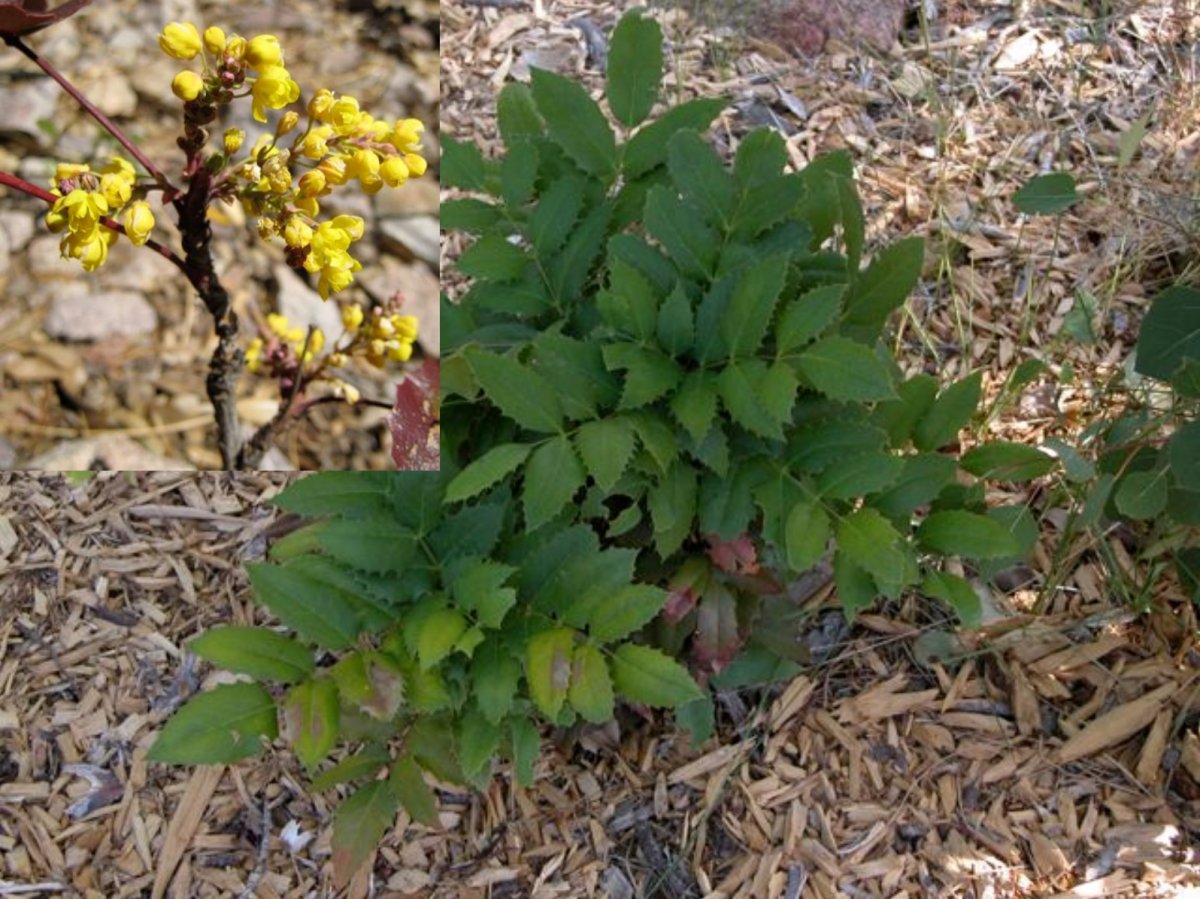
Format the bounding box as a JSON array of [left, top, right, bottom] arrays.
[[623, 98, 726, 178], [629, 411, 679, 473], [777, 284, 845, 353], [644, 184, 718, 280], [611, 644, 703, 707], [548, 201, 612, 304], [332, 781, 400, 888], [190, 626, 313, 683], [734, 128, 787, 188], [841, 236, 925, 342], [816, 452, 904, 500], [459, 707, 502, 781], [917, 510, 1022, 558], [532, 332, 618, 420], [589, 585, 666, 643], [604, 344, 682, 410], [788, 419, 887, 473], [912, 371, 982, 451], [676, 694, 715, 746], [389, 755, 439, 827], [833, 550, 877, 619], [699, 463, 767, 538], [416, 608, 469, 671], [530, 67, 616, 179], [441, 198, 503, 233], [796, 336, 897, 402], [246, 562, 360, 649], [784, 500, 830, 572], [148, 682, 276, 764], [1041, 439, 1097, 484], [457, 235, 528, 282], [509, 717, 540, 786], [523, 435, 586, 531], [836, 175, 865, 272], [669, 372, 718, 443], [922, 572, 982, 628], [441, 136, 488, 191], [606, 9, 662, 126], [871, 452, 958, 519], [471, 642, 523, 724], [451, 559, 518, 629], [311, 745, 390, 791], [649, 463, 697, 556], [721, 253, 789, 358], [567, 643, 615, 723], [836, 508, 910, 594], [407, 717, 465, 785], [1012, 172, 1079, 215], [498, 81, 544, 144], [1168, 421, 1200, 491], [718, 361, 783, 440], [960, 442, 1056, 481], [467, 348, 564, 433], [529, 175, 584, 258], [445, 443, 531, 503], [271, 472, 395, 517], [795, 150, 853, 248], [317, 516, 419, 575], [1114, 470, 1169, 520], [760, 362, 799, 428], [575, 418, 638, 491], [1135, 286, 1200, 383], [598, 257, 661, 341], [656, 282, 695, 355], [668, 130, 736, 227], [526, 627, 576, 719], [500, 142, 539, 207], [284, 678, 340, 771]]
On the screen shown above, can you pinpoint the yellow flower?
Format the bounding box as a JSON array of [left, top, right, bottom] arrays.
[[392, 315, 419, 342], [276, 110, 300, 137], [245, 35, 283, 70], [282, 217, 313, 249], [316, 155, 347, 186], [52, 162, 90, 187], [296, 124, 333, 160], [308, 89, 335, 121], [328, 96, 363, 136], [224, 128, 245, 155], [64, 227, 116, 272], [99, 171, 131, 207], [333, 380, 360, 404], [172, 70, 204, 102], [123, 201, 155, 246], [385, 339, 413, 363], [391, 118, 424, 152], [225, 34, 247, 61], [342, 303, 364, 331], [159, 22, 202, 60], [203, 26, 226, 55], [56, 189, 108, 231], [379, 156, 409, 188], [250, 65, 300, 123], [245, 337, 264, 373], [297, 170, 327, 198], [344, 147, 380, 184], [302, 327, 325, 362], [402, 153, 427, 177]]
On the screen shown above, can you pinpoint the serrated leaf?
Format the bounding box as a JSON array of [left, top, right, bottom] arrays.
[[604, 344, 683, 410], [960, 442, 1057, 481], [148, 683, 276, 764], [1114, 470, 1169, 520], [499, 142, 539, 208], [836, 508, 910, 594], [656, 282, 694, 355], [732, 173, 805, 240], [451, 559, 518, 628], [441, 198, 503, 233], [526, 628, 576, 719], [190, 626, 313, 683], [721, 253, 789, 358], [917, 510, 1022, 558], [530, 67, 616, 178], [416, 608, 468, 671], [271, 472, 396, 517], [529, 175, 584, 258], [467, 348, 564, 433], [332, 781, 399, 888], [523, 434, 586, 531], [833, 550, 878, 619], [498, 81, 544, 144], [284, 678, 340, 771], [389, 754, 439, 826], [922, 572, 982, 628], [670, 371, 719, 443], [509, 716, 540, 786], [457, 235, 529, 282], [568, 643, 615, 723], [575, 417, 638, 491], [459, 707, 502, 780], [872, 373, 938, 449], [589, 585, 666, 643], [598, 257, 661, 340], [649, 463, 697, 557], [841, 236, 924, 342], [1012, 172, 1078, 215], [444, 443, 531, 504], [606, 9, 662, 126], [668, 129, 736, 227], [548, 201, 611, 304], [441, 136, 488, 191], [760, 362, 798, 428], [644, 184, 718, 279], [471, 642, 523, 725], [777, 284, 845, 353], [611, 644, 704, 707], [912, 371, 982, 451], [246, 562, 360, 650], [698, 462, 768, 538], [836, 174, 865, 272], [788, 419, 887, 473], [311, 745, 390, 791], [871, 452, 958, 519], [816, 452, 905, 500], [623, 98, 726, 178], [718, 361, 783, 439], [784, 500, 829, 572], [629, 411, 679, 473], [318, 516, 419, 575], [796, 336, 896, 402]]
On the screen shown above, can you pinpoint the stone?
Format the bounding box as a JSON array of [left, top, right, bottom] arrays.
[[0, 79, 59, 146], [0, 436, 15, 470], [373, 177, 440, 218], [271, 264, 343, 344], [752, 0, 907, 56], [378, 216, 439, 267], [0, 210, 36, 251], [43, 287, 158, 341], [28, 234, 80, 280]]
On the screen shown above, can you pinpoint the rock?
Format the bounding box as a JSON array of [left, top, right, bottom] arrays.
[[753, 0, 907, 56], [0, 210, 36, 251], [23, 435, 195, 471], [0, 436, 15, 470], [28, 234, 82, 280], [0, 79, 59, 145], [373, 177, 440, 218], [378, 216, 439, 267], [43, 287, 158, 341], [271, 264, 343, 343], [75, 65, 139, 118]]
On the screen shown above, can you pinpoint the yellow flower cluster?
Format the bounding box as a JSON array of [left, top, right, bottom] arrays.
[[245, 312, 325, 374], [340, 302, 419, 366], [44, 157, 154, 271]]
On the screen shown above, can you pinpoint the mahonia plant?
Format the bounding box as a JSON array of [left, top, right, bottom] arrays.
[[0, 13, 430, 468], [148, 8, 1051, 886]]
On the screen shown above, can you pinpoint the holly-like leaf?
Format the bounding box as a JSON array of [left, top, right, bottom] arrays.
[[841, 236, 925, 342], [668, 130, 736, 227], [576, 417, 638, 491], [796, 336, 896, 402], [917, 510, 1022, 558], [467, 348, 564, 433], [721, 253, 789, 358], [606, 9, 663, 126], [318, 517, 419, 575], [530, 67, 617, 179], [457, 235, 528, 282], [190, 626, 313, 683], [283, 678, 340, 772], [623, 98, 726, 178], [445, 443, 532, 503], [525, 628, 576, 718], [836, 508, 911, 596], [960, 442, 1057, 481], [777, 284, 845, 353], [459, 707, 502, 781], [246, 562, 361, 650], [912, 371, 983, 451], [148, 683, 277, 764], [471, 641, 523, 724], [611, 644, 704, 707], [389, 754, 439, 826], [588, 584, 666, 643], [415, 608, 469, 671], [784, 500, 830, 572], [604, 344, 683, 410], [567, 643, 615, 723], [523, 434, 586, 531], [922, 572, 982, 628], [332, 781, 400, 888]]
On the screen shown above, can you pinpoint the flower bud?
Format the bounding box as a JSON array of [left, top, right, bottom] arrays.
[[275, 110, 300, 138], [335, 381, 360, 404], [329, 353, 348, 368], [282, 217, 313, 249], [172, 70, 204, 102], [297, 170, 327, 198], [203, 26, 226, 55], [123, 201, 155, 246], [224, 35, 246, 61], [307, 88, 335, 120], [379, 156, 409, 187], [342, 303, 364, 331], [159, 22, 202, 60], [402, 153, 427, 177], [223, 128, 245, 155], [245, 34, 283, 70]]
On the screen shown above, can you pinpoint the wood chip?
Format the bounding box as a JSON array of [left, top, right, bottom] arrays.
[[1056, 682, 1178, 763]]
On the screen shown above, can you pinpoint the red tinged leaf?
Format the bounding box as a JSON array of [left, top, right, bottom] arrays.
[[692, 581, 744, 673], [0, 0, 94, 37], [705, 533, 759, 575], [388, 357, 440, 470], [663, 557, 709, 623], [662, 585, 697, 623]]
